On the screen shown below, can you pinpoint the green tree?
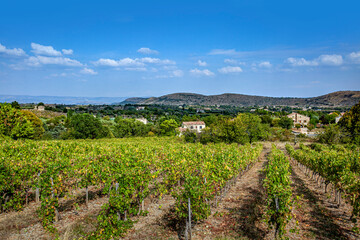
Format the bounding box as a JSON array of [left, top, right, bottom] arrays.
[[11, 101, 20, 109], [113, 118, 150, 138], [159, 119, 178, 136], [201, 114, 218, 127], [0, 103, 34, 139], [66, 113, 108, 139], [318, 124, 350, 144], [278, 116, 293, 129], [43, 116, 67, 139], [21, 110, 45, 139], [235, 113, 268, 143], [320, 113, 336, 124], [261, 115, 273, 125], [338, 101, 360, 144], [212, 113, 268, 144]]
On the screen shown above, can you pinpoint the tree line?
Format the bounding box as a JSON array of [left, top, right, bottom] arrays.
[[1, 101, 360, 145]]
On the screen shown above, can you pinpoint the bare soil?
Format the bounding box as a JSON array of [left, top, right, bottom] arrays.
[[288, 155, 360, 240], [124, 142, 272, 240], [1, 142, 359, 240]]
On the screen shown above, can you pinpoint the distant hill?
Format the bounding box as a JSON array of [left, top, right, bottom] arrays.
[[118, 97, 149, 105], [123, 91, 360, 107], [2, 91, 359, 107]]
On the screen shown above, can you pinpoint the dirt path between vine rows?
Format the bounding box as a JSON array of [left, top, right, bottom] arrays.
[[125, 142, 272, 240], [188, 143, 271, 240], [0, 187, 108, 240], [127, 142, 360, 240], [274, 142, 360, 240], [2, 142, 359, 240], [287, 154, 360, 239]]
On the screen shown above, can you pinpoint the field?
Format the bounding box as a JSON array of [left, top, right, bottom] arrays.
[[0, 138, 359, 239]]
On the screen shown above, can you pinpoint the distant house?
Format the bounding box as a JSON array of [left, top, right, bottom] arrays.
[[335, 116, 342, 123], [35, 105, 45, 111], [287, 112, 310, 126], [136, 106, 145, 111], [179, 121, 206, 134], [135, 117, 148, 124]]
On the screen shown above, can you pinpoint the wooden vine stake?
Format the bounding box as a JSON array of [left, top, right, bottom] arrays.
[[50, 177, 60, 222], [85, 186, 89, 206], [36, 172, 40, 203], [115, 182, 121, 221], [274, 195, 279, 239], [138, 189, 145, 215], [185, 197, 192, 240]]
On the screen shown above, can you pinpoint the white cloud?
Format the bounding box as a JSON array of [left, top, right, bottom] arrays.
[[348, 51, 360, 63], [209, 49, 238, 55], [31, 43, 62, 56], [190, 68, 215, 76], [218, 66, 243, 73], [154, 69, 184, 79], [172, 70, 184, 77], [81, 67, 97, 75], [27, 56, 83, 67], [62, 49, 73, 55], [286, 57, 318, 66], [224, 59, 245, 65], [124, 67, 147, 71], [50, 73, 68, 77], [93, 57, 175, 67], [93, 58, 119, 67], [162, 65, 177, 70], [140, 57, 175, 65], [137, 47, 159, 55], [258, 61, 272, 68], [94, 58, 145, 67], [0, 43, 26, 56], [317, 54, 343, 66], [197, 60, 207, 66], [287, 54, 343, 67]]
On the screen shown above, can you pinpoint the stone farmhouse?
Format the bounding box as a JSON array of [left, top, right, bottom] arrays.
[[287, 112, 310, 126], [178, 121, 206, 135], [34, 105, 45, 111], [135, 117, 148, 124]]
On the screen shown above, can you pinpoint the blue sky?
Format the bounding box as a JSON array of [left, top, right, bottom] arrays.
[[1, 0, 360, 98]]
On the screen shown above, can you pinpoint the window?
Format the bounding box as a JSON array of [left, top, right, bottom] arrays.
[[190, 126, 193, 129], [200, 126, 202, 129]]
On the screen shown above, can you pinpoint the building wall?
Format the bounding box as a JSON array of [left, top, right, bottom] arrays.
[[287, 113, 310, 126], [182, 123, 206, 133]]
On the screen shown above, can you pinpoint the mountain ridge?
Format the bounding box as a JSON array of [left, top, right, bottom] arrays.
[[124, 91, 360, 107]]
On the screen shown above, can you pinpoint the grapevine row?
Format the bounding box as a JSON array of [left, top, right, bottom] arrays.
[[286, 143, 360, 231], [263, 145, 294, 239], [0, 137, 262, 238]]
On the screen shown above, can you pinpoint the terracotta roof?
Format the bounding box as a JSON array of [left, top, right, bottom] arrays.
[[287, 112, 308, 118], [182, 121, 205, 125]]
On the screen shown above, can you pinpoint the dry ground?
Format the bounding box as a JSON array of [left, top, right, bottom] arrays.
[[0, 141, 359, 239]]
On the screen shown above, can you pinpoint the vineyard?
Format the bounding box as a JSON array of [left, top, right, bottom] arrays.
[[263, 145, 294, 238], [0, 137, 262, 239], [1, 138, 360, 239], [286, 143, 360, 232]]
